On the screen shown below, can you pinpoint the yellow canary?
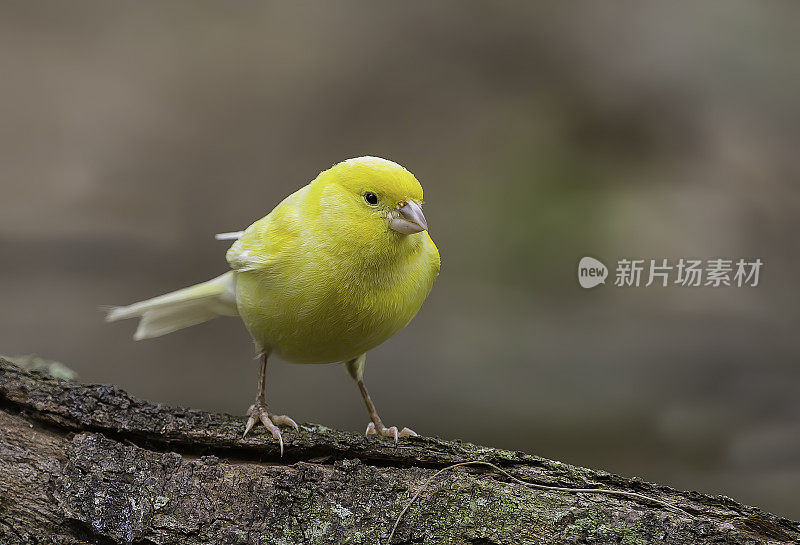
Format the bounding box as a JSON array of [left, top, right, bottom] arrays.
[[107, 156, 440, 454]]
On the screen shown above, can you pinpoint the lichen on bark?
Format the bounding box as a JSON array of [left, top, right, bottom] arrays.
[[0, 357, 798, 544]]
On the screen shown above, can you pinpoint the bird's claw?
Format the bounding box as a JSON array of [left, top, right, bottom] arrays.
[[243, 401, 298, 457], [365, 421, 417, 443]]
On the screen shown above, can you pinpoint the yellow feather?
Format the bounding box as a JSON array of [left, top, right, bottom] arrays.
[[232, 156, 440, 363], [110, 156, 440, 366]]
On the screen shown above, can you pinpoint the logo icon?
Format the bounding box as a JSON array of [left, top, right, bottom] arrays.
[[578, 257, 608, 289]]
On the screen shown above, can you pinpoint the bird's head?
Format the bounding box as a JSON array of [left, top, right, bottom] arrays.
[[313, 156, 429, 241]]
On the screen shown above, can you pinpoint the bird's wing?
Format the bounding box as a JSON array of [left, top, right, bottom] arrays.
[[226, 185, 309, 272], [215, 231, 244, 241]]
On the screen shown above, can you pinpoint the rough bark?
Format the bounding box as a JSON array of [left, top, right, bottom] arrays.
[[0, 357, 798, 545]]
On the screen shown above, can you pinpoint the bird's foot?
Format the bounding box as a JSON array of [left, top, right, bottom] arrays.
[[243, 401, 298, 456], [365, 421, 417, 443]]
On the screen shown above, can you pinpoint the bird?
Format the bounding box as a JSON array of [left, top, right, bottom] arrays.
[[106, 156, 440, 455]]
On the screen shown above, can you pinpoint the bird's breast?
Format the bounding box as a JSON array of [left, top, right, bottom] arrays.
[[235, 236, 438, 364]]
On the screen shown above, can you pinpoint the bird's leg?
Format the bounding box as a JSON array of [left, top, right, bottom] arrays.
[[243, 351, 298, 456], [345, 355, 417, 443], [357, 380, 417, 442]]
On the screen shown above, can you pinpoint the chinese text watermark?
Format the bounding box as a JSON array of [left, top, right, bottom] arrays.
[[579, 258, 762, 288]]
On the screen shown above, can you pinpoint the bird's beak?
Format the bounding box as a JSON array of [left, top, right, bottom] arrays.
[[389, 201, 428, 234]]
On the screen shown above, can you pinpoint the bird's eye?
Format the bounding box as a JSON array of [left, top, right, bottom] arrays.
[[364, 192, 378, 205]]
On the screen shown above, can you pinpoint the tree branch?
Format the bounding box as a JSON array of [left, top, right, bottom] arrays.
[[0, 357, 797, 544]]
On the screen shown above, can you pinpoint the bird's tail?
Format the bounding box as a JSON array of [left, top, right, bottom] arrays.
[[105, 272, 238, 340]]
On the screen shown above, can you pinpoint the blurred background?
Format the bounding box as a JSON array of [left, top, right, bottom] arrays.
[[2, 1, 799, 519]]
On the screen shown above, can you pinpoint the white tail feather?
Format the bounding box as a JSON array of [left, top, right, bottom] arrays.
[[106, 272, 238, 340]]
